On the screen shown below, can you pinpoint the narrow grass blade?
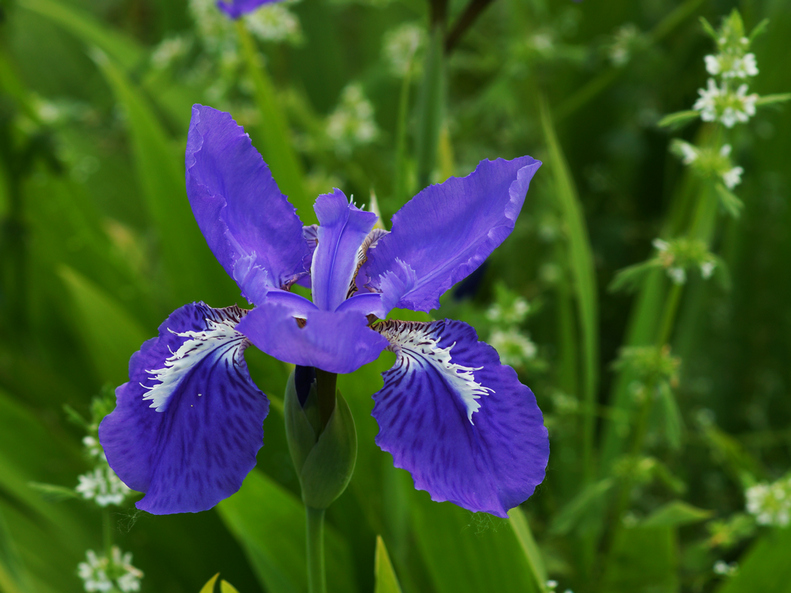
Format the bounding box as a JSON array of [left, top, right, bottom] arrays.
[[538, 94, 599, 485], [508, 508, 548, 593]]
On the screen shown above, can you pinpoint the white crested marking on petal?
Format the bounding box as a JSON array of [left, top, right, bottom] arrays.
[[142, 306, 249, 412], [376, 320, 493, 424]]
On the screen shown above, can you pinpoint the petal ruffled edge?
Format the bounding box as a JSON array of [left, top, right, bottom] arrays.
[[99, 302, 270, 514], [362, 157, 541, 312], [371, 318, 548, 516], [186, 105, 309, 304]]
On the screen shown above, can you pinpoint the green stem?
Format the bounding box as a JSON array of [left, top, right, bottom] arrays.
[[656, 283, 683, 347], [393, 57, 415, 206], [415, 24, 446, 190], [102, 508, 112, 556], [306, 506, 326, 593]]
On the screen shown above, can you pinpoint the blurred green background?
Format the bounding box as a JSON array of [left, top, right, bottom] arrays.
[[1, 0, 790, 591]]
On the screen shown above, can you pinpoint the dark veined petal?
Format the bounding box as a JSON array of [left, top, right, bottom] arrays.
[[99, 303, 269, 515], [186, 105, 309, 304], [217, 0, 281, 19], [362, 157, 541, 312], [310, 189, 377, 311], [371, 319, 548, 517], [237, 302, 388, 374]]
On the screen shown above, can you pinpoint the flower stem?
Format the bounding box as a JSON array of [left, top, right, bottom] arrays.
[[306, 506, 326, 593], [102, 508, 112, 556]]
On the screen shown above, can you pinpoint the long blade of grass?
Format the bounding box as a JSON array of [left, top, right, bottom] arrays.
[[538, 94, 599, 485]]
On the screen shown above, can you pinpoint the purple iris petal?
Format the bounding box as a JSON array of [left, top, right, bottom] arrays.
[[217, 0, 281, 19], [310, 190, 377, 312], [237, 303, 388, 374], [99, 303, 269, 515], [186, 105, 308, 304], [362, 157, 541, 312], [371, 319, 548, 517]]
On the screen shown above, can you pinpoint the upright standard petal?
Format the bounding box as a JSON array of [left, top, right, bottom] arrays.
[[371, 319, 548, 517], [217, 0, 281, 19], [99, 303, 269, 515], [310, 190, 377, 311], [186, 105, 309, 304], [362, 157, 541, 312], [237, 302, 388, 374]]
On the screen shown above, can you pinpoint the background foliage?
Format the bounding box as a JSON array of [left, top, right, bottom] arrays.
[[1, 0, 790, 591]]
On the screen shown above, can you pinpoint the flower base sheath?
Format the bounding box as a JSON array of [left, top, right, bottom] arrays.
[[99, 104, 549, 517]]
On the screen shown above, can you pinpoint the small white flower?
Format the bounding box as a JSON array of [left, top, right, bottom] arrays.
[[383, 23, 424, 77], [668, 267, 687, 285], [700, 260, 716, 279], [485, 298, 530, 325], [676, 141, 699, 165], [713, 560, 738, 576], [721, 166, 743, 189], [705, 54, 721, 75], [693, 78, 722, 122], [652, 238, 670, 252]]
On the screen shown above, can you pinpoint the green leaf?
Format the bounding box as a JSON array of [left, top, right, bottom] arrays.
[[509, 508, 549, 592], [714, 184, 744, 219], [601, 525, 679, 593], [658, 110, 700, 130], [17, 0, 144, 71], [549, 478, 615, 535], [220, 580, 241, 593], [411, 496, 539, 593], [538, 94, 599, 485], [716, 527, 791, 593], [26, 482, 81, 502], [217, 470, 358, 593], [641, 501, 713, 528], [90, 48, 229, 305], [374, 536, 402, 593], [58, 266, 148, 383], [0, 509, 30, 593], [756, 93, 791, 107], [199, 573, 220, 593]]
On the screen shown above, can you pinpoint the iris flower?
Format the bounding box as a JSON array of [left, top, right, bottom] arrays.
[[99, 105, 549, 518], [217, 0, 280, 19]]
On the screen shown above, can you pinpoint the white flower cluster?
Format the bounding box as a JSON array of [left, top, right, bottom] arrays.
[[672, 141, 743, 189], [245, 1, 303, 44], [383, 23, 425, 77], [653, 238, 717, 285], [77, 547, 143, 592], [745, 476, 791, 527], [326, 83, 378, 155], [485, 297, 530, 325], [76, 466, 132, 507], [693, 13, 760, 128], [76, 433, 132, 507], [486, 295, 538, 369], [489, 328, 537, 367]]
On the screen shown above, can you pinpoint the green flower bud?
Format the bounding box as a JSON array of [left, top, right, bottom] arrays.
[[284, 367, 358, 509]]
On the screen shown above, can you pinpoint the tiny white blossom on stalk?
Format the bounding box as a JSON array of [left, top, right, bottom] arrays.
[[746, 476, 791, 527], [383, 23, 424, 77], [721, 166, 744, 189], [694, 78, 723, 122], [700, 260, 717, 279], [76, 466, 132, 507], [82, 436, 105, 460]]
